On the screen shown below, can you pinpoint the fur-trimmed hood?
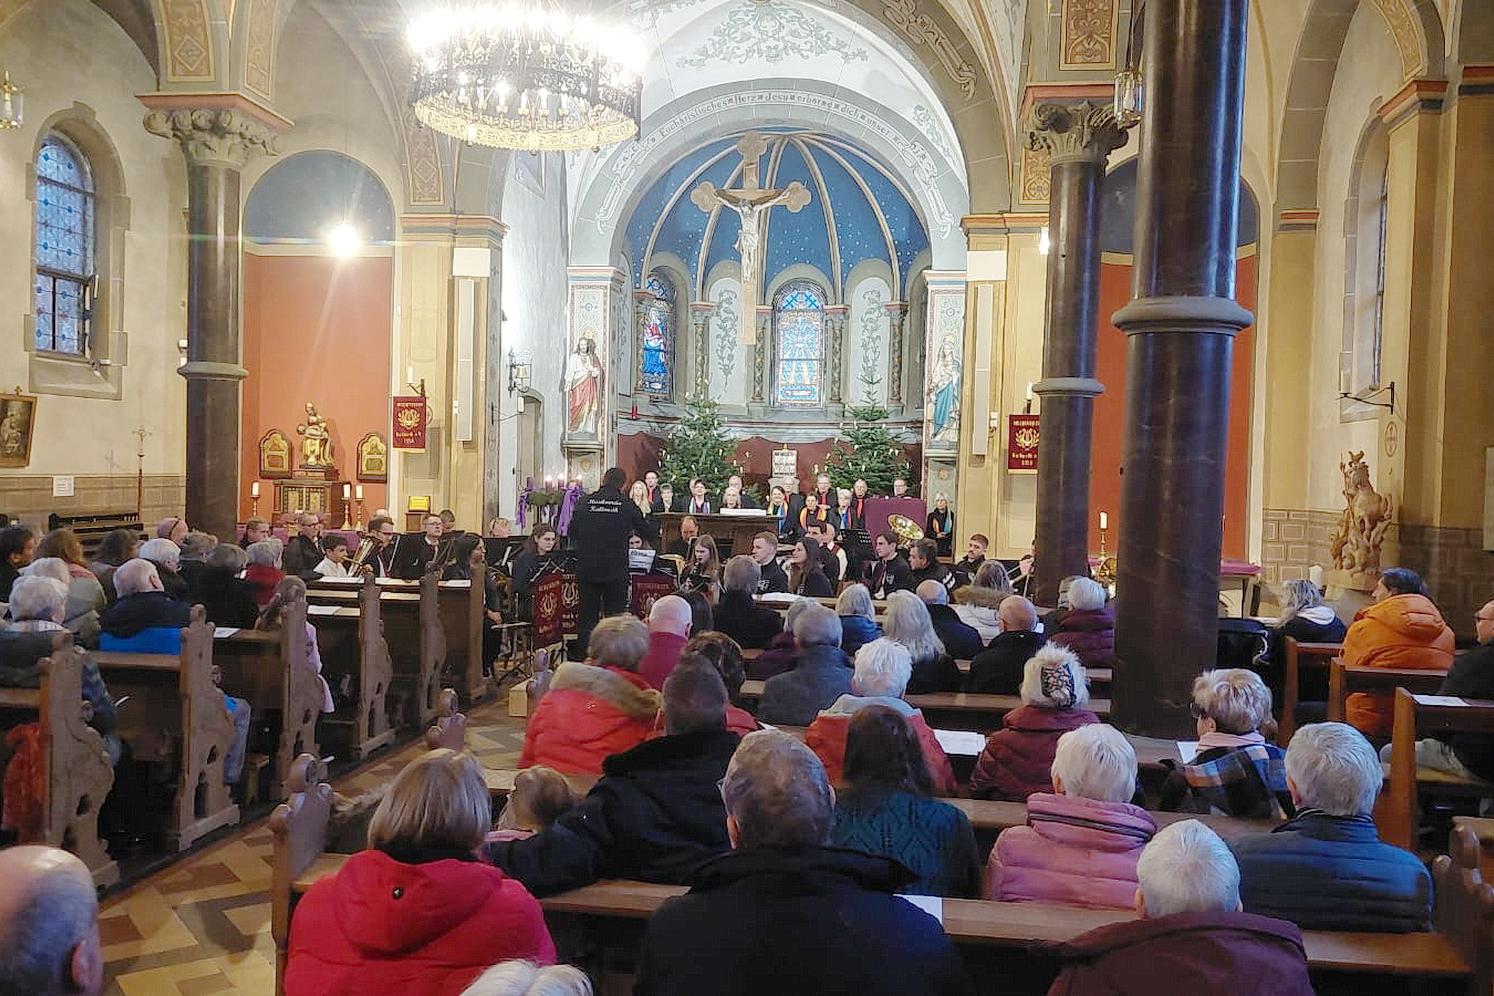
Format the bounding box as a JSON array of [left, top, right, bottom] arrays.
[[550, 661, 661, 719], [951, 585, 1006, 610]]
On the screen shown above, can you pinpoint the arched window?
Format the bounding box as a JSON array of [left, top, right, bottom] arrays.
[[1371, 168, 1387, 387], [773, 281, 826, 406], [34, 134, 95, 356], [639, 271, 675, 397], [1342, 122, 1388, 415]]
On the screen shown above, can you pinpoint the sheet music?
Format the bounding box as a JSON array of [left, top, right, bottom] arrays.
[[307, 604, 342, 617], [212, 627, 240, 639], [897, 894, 943, 924], [932, 729, 986, 756], [1416, 695, 1468, 707]]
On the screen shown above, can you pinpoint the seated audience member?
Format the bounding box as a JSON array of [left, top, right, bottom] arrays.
[[950, 533, 988, 587], [192, 543, 260, 629], [882, 590, 961, 694], [89, 527, 139, 602], [99, 558, 192, 652], [786, 536, 835, 597], [21, 556, 102, 646], [156, 516, 190, 545], [1042, 575, 1083, 636], [969, 644, 1098, 801], [966, 596, 1046, 696], [917, 580, 983, 660], [33, 529, 106, 626], [865, 531, 913, 599], [0, 845, 105, 996], [244, 539, 286, 606], [312, 534, 352, 577], [985, 723, 1154, 907], [806, 638, 957, 796], [239, 517, 270, 548], [635, 731, 967, 996], [490, 767, 578, 842], [640, 594, 693, 689], [489, 662, 738, 896], [1047, 820, 1313, 995], [520, 616, 660, 775], [1384, 595, 1494, 781], [287, 749, 555, 994], [257, 576, 334, 713], [713, 556, 782, 651], [461, 961, 591, 996], [1048, 577, 1118, 669], [0, 524, 38, 601], [757, 603, 852, 726], [676, 535, 722, 603], [1233, 722, 1432, 932], [1268, 579, 1346, 684], [1160, 669, 1292, 820], [139, 537, 188, 601], [906, 538, 950, 590], [281, 512, 324, 578], [829, 705, 978, 897], [836, 583, 883, 657], [176, 531, 216, 590], [684, 633, 758, 735], [749, 531, 788, 594], [950, 560, 1012, 644], [1340, 567, 1455, 737], [745, 597, 813, 681]]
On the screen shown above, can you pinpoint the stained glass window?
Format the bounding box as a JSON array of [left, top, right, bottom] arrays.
[[773, 281, 825, 406], [34, 135, 94, 355], [640, 271, 674, 397]]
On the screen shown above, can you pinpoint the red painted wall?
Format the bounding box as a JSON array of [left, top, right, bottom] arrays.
[[240, 252, 393, 521], [1092, 255, 1256, 559]]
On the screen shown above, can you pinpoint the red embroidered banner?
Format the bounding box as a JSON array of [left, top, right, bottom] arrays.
[[629, 574, 676, 619], [391, 396, 428, 450], [532, 572, 579, 646], [1007, 414, 1040, 472]]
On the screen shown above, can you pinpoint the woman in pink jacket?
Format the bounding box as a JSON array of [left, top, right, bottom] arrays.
[[985, 723, 1156, 908]]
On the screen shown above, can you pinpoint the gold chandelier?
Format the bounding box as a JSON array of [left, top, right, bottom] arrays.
[[407, 2, 644, 152]]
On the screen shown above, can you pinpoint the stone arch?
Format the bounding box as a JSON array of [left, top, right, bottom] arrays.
[[151, 0, 230, 86], [1276, 0, 1444, 211]]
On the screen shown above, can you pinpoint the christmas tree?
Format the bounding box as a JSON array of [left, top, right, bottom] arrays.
[[657, 397, 736, 495], [825, 380, 910, 495]]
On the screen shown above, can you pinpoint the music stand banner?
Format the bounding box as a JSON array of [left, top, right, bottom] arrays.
[[1007, 414, 1040, 472], [630, 574, 676, 619], [392, 396, 428, 450], [533, 573, 567, 646]]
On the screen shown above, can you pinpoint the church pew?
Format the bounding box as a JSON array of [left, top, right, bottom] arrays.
[[1280, 638, 1341, 744], [735, 681, 1110, 728], [268, 754, 333, 996], [1431, 824, 1494, 996], [1453, 816, 1494, 880], [1381, 689, 1494, 850], [946, 798, 1272, 840], [308, 578, 434, 730], [432, 575, 490, 704], [307, 576, 396, 759], [0, 633, 119, 887], [92, 606, 240, 851], [210, 590, 322, 800], [1326, 660, 1447, 725]]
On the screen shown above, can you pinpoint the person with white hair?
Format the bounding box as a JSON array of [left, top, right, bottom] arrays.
[[834, 583, 882, 657], [635, 730, 967, 995], [984, 724, 1155, 908], [756, 602, 852, 727], [968, 643, 1098, 801], [803, 638, 957, 796], [139, 536, 189, 601], [1160, 668, 1292, 820], [18, 556, 102, 645], [916, 579, 984, 660], [244, 538, 286, 606], [712, 555, 783, 651], [461, 960, 592, 996], [639, 594, 695, 689], [1232, 722, 1432, 932], [882, 589, 962, 694], [1048, 575, 1118, 669], [745, 595, 817, 681], [99, 558, 192, 652], [1047, 820, 1313, 994]]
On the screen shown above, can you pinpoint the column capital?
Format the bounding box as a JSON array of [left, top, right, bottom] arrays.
[[144, 107, 280, 168], [1026, 100, 1125, 166]]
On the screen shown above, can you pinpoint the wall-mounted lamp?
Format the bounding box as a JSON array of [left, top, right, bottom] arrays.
[[1340, 378, 1397, 413], [0, 72, 23, 131], [507, 348, 532, 394]]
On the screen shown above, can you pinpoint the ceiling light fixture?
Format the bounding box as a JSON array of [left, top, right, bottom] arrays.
[[0, 72, 23, 131], [327, 222, 362, 257], [407, 3, 645, 152]]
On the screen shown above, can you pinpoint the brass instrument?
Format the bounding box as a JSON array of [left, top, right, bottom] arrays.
[[886, 514, 925, 548], [347, 535, 376, 575]]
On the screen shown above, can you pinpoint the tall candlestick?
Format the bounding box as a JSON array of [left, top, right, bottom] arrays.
[[1099, 510, 1109, 531], [251, 481, 260, 498]]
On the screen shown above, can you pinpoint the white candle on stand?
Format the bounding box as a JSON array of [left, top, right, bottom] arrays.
[[342, 483, 351, 500], [355, 485, 364, 500], [1099, 510, 1109, 531], [250, 481, 260, 498]]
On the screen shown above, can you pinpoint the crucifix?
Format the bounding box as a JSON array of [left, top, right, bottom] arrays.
[[690, 131, 811, 344]]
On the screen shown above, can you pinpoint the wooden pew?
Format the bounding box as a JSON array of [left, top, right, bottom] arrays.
[[1431, 824, 1494, 995], [1382, 688, 1494, 850], [269, 754, 334, 996], [1454, 816, 1494, 879], [948, 798, 1272, 840], [308, 576, 396, 759], [736, 681, 1110, 728], [308, 577, 439, 729], [1280, 638, 1341, 744], [434, 576, 490, 704], [1326, 660, 1447, 724], [0, 634, 119, 887]]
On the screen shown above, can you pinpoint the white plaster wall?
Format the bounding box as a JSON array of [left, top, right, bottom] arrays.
[[1306, 4, 1402, 510], [707, 274, 748, 405], [0, 0, 187, 476], [846, 275, 892, 406], [498, 153, 570, 514]]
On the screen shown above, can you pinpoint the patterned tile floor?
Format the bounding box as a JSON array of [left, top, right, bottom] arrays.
[[99, 702, 529, 995]]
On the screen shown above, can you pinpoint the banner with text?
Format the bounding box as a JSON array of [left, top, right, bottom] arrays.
[[1007, 414, 1040, 472], [392, 396, 428, 450]]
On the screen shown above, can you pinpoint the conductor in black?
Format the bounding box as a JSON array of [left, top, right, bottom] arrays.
[[569, 466, 659, 651]]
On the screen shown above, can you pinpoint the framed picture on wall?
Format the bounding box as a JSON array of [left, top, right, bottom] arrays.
[[259, 429, 292, 478], [0, 389, 37, 468], [357, 432, 388, 482]]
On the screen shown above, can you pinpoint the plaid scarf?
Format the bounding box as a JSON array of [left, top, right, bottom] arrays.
[[1181, 743, 1292, 821]]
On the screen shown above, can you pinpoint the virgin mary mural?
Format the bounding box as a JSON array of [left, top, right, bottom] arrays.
[[928, 335, 960, 445]]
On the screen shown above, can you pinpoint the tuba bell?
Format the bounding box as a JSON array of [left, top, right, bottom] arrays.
[[886, 514, 925, 548]]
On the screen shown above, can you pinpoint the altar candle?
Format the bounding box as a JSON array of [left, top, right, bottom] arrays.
[[355, 485, 364, 500], [1026, 382, 1034, 402], [342, 483, 351, 500], [1099, 510, 1108, 531], [251, 481, 260, 498]]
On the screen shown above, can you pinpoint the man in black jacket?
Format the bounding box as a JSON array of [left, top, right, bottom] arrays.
[[635, 730, 967, 996], [866, 531, 913, 599], [966, 596, 1046, 694], [908, 538, 952, 590], [918, 580, 984, 660], [570, 466, 659, 651], [714, 556, 784, 650], [749, 531, 788, 594], [485, 661, 737, 896]]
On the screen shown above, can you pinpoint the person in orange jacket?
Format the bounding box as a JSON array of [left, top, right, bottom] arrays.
[[1340, 568, 1455, 738]]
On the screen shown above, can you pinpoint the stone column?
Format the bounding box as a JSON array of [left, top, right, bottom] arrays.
[[690, 301, 714, 398], [1111, 0, 1253, 736], [144, 108, 278, 541], [885, 303, 908, 405], [1027, 102, 1125, 606], [825, 306, 848, 404]]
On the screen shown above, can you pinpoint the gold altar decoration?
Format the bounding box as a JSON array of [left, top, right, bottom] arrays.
[[258, 428, 291, 478], [1328, 450, 1394, 589], [357, 432, 388, 482]]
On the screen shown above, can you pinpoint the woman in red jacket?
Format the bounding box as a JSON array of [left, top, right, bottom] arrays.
[[285, 749, 556, 995], [520, 615, 661, 774]]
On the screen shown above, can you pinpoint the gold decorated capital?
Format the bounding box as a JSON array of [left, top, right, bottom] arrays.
[[1026, 100, 1125, 166], [144, 108, 281, 169]]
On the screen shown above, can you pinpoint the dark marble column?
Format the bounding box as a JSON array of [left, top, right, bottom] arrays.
[[146, 109, 278, 542], [1111, 0, 1254, 736], [1028, 102, 1125, 606]]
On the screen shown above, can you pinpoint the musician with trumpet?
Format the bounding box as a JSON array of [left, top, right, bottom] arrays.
[[312, 534, 356, 577]]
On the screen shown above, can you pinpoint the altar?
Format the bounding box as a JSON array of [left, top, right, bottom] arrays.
[[657, 511, 771, 559]]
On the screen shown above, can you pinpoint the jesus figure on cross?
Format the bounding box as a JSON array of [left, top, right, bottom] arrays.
[[690, 132, 811, 344]]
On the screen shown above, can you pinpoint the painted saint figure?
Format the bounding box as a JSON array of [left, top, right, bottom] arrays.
[[567, 335, 604, 436], [929, 336, 960, 443], [297, 402, 333, 467]]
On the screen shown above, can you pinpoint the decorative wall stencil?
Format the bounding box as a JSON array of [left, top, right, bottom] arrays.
[[1369, 0, 1425, 80], [243, 0, 278, 100], [989, 0, 1026, 123], [858, 285, 885, 390], [714, 286, 739, 382], [910, 105, 955, 167], [881, 0, 977, 98], [1019, 145, 1051, 204], [1060, 0, 1119, 69], [163, 0, 214, 81], [679, 0, 869, 67], [402, 108, 444, 206]]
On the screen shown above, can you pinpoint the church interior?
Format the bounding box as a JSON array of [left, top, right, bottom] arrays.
[[1, 0, 1493, 993]]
